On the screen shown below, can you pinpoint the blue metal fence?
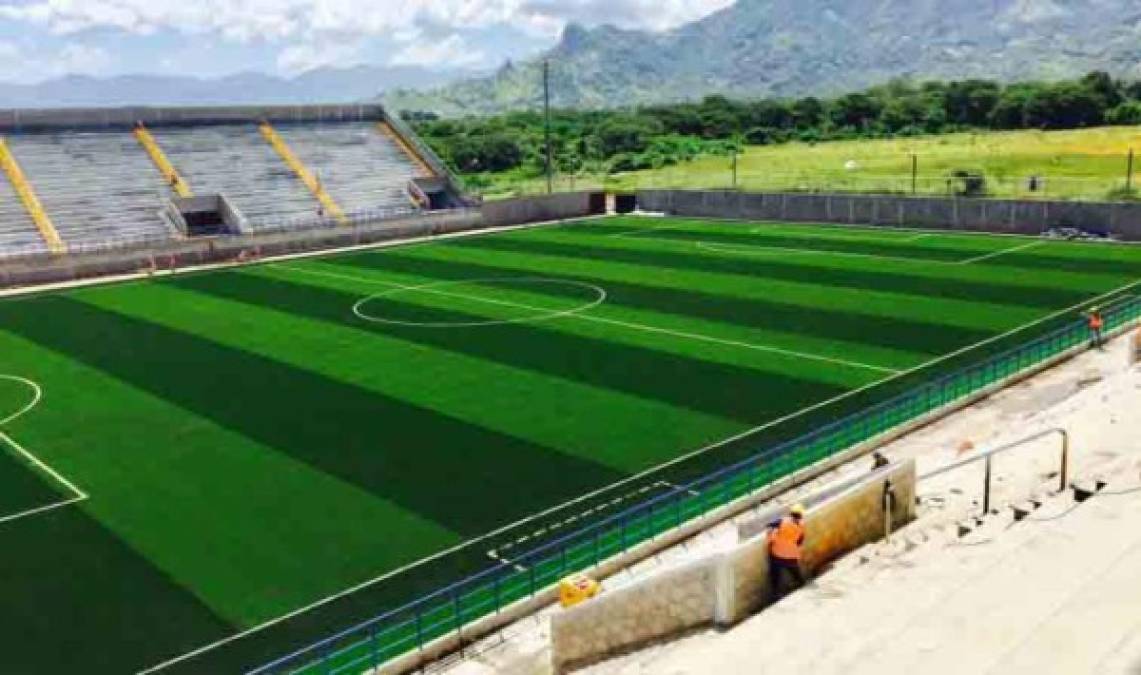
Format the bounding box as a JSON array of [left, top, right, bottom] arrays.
[[248, 294, 1141, 675]]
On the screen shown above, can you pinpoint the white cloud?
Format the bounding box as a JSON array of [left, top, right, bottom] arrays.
[[277, 40, 363, 74], [0, 0, 733, 40], [388, 34, 488, 68], [0, 0, 734, 77], [0, 39, 112, 82]]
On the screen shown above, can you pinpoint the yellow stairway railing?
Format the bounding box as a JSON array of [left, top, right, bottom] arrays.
[[377, 122, 435, 178], [258, 122, 347, 224], [134, 123, 192, 198], [0, 137, 65, 254]]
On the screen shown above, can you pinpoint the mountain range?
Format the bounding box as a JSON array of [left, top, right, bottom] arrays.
[[383, 0, 1141, 115], [0, 64, 471, 109]]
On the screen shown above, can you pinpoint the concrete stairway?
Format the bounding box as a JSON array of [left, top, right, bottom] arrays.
[[582, 461, 1141, 675]]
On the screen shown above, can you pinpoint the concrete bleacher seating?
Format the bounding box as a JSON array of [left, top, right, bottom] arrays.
[[274, 121, 421, 215], [0, 171, 48, 257], [152, 124, 320, 228], [5, 132, 175, 248], [0, 106, 443, 258]]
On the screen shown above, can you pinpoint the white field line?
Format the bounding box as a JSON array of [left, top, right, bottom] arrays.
[[691, 236, 1045, 267], [605, 222, 689, 239], [285, 266, 900, 375], [0, 375, 88, 526], [140, 274, 1140, 674], [749, 225, 935, 244], [694, 239, 961, 266], [655, 214, 1140, 244], [956, 240, 1048, 265]]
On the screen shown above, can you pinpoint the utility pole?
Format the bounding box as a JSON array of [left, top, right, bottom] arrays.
[[911, 154, 918, 195], [731, 146, 738, 189], [543, 60, 553, 195], [1127, 148, 1135, 194]]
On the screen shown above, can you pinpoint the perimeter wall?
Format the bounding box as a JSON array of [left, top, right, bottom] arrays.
[[549, 460, 917, 673], [636, 190, 1141, 241]]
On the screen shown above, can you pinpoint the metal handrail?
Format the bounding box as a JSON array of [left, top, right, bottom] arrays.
[[245, 296, 1140, 675], [919, 428, 1069, 514]]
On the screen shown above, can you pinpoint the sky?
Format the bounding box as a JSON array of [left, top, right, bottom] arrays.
[[0, 0, 735, 84]]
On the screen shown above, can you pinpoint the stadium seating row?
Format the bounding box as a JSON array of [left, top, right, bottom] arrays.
[[0, 120, 426, 256]]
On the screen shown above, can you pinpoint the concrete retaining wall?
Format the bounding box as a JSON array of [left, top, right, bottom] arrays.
[[549, 460, 917, 672], [637, 190, 1141, 241], [0, 209, 480, 289], [481, 191, 601, 226], [0, 104, 385, 132]]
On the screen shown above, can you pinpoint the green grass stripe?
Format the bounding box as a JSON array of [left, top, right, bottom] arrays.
[[287, 258, 923, 373], [591, 217, 1141, 277], [0, 304, 466, 627], [167, 268, 857, 426], [92, 277, 749, 475], [0, 498, 233, 673], [381, 233, 1046, 333], [529, 217, 1136, 288], [468, 230, 1131, 310]]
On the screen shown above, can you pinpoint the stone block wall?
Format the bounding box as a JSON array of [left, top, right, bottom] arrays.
[[550, 555, 723, 672], [548, 460, 916, 672], [728, 460, 916, 623]]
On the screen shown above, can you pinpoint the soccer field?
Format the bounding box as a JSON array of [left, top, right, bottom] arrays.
[[1, 216, 1139, 673]]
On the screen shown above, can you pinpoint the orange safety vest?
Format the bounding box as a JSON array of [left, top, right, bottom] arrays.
[[769, 517, 805, 561], [1089, 314, 1104, 331]]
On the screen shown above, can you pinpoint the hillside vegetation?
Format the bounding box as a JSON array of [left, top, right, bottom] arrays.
[[410, 73, 1141, 201], [385, 0, 1141, 115]]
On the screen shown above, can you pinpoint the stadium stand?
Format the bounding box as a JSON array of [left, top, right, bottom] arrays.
[[0, 105, 465, 257], [152, 124, 320, 228], [274, 121, 425, 214], [5, 131, 175, 248], [0, 169, 48, 257]]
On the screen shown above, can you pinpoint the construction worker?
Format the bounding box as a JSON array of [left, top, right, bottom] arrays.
[[1087, 306, 1105, 349], [767, 503, 807, 600]]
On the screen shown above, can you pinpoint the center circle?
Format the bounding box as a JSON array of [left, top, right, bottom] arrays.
[[353, 277, 607, 328], [0, 375, 41, 427]]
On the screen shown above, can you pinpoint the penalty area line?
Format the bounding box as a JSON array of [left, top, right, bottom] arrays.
[[0, 376, 88, 526]]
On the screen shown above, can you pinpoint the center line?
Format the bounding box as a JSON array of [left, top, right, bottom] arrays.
[[278, 265, 902, 375]]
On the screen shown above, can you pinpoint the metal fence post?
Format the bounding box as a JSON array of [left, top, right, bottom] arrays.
[[983, 454, 993, 514]]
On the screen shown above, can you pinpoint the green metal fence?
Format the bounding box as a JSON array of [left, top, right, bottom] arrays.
[[249, 294, 1141, 675]]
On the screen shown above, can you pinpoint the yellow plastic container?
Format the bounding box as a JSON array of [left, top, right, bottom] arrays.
[[559, 573, 601, 608]]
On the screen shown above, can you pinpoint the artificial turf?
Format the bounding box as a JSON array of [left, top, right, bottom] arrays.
[[0, 216, 1137, 673]]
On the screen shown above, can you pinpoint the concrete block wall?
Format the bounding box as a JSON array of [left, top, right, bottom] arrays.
[[549, 460, 917, 672], [637, 190, 1141, 241], [728, 460, 916, 623], [480, 191, 599, 227], [550, 555, 724, 672]]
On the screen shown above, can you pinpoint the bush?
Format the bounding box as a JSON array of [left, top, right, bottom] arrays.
[[1106, 101, 1141, 125]]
